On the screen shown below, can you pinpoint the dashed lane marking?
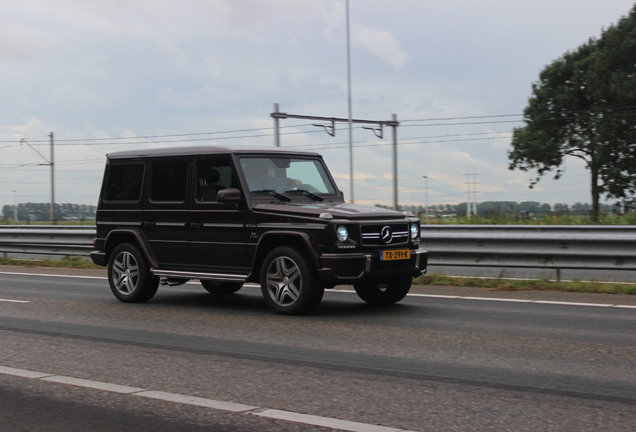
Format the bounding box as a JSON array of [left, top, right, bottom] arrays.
[[0, 299, 30, 303], [0, 365, 416, 432]]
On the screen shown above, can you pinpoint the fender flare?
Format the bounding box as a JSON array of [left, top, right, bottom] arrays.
[[104, 228, 159, 268], [250, 230, 322, 279]]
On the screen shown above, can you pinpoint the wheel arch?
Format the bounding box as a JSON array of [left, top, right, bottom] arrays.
[[249, 231, 321, 282], [104, 229, 159, 268]]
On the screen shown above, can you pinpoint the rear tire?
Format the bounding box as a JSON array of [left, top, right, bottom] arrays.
[[108, 243, 159, 303], [260, 246, 324, 315], [200, 280, 243, 295], [353, 274, 413, 305]]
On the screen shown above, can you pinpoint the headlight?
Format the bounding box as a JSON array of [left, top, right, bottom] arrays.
[[336, 226, 349, 242], [410, 223, 419, 239]]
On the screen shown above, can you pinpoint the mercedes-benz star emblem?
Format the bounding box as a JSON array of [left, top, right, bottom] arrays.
[[381, 226, 393, 244]]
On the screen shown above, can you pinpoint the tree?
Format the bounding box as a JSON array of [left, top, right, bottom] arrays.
[[508, 5, 636, 221]]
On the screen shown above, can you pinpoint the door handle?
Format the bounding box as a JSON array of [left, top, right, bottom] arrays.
[[144, 221, 156, 227], [191, 222, 203, 229]]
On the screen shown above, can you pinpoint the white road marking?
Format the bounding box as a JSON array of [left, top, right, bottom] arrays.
[[255, 409, 410, 432], [0, 365, 415, 432], [40, 375, 144, 394], [0, 366, 53, 379], [135, 391, 259, 412], [0, 299, 30, 303], [0, 271, 106, 280], [408, 293, 636, 309], [1, 271, 635, 310]]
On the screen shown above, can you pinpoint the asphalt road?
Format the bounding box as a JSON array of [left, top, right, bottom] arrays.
[[0, 269, 635, 431]]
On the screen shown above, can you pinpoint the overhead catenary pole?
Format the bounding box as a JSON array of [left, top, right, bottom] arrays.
[[466, 168, 472, 217], [269, 109, 400, 207], [273, 103, 280, 147], [50, 132, 55, 224], [392, 114, 398, 210], [346, 0, 354, 203], [422, 176, 429, 224], [473, 167, 478, 216], [12, 190, 17, 222]]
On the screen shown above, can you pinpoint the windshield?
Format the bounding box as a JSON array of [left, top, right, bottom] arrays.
[[240, 157, 337, 195]]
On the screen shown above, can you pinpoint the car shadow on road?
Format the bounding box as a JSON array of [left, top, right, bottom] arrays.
[[146, 286, 424, 318]]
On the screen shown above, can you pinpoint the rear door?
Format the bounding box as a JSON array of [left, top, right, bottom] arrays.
[[143, 157, 190, 266], [189, 156, 248, 271]]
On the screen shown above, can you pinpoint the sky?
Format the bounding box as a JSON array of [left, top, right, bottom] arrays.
[[1, 0, 635, 212]]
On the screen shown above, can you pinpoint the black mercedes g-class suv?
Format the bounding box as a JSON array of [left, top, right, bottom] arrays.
[[91, 146, 427, 314]]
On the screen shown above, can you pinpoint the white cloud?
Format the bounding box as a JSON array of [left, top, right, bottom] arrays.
[[352, 23, 409, 70], [0, 15, 51, 62]]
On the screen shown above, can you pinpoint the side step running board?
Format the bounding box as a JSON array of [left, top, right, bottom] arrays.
[[151, 268, 248, 282]]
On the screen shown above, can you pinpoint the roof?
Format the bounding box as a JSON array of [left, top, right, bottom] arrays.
[[106, 145, 320, 159]]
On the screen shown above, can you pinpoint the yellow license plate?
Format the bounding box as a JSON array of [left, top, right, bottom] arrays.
[[380, 249, 411, 261]]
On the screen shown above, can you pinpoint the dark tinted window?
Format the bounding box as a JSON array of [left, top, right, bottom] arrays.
[[104, 163, 144, 201], [150, 158, 188, 202], [196, 157, 237, 202]]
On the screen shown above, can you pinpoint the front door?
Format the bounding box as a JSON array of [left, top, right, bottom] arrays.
[[189, 156, 247, 272]]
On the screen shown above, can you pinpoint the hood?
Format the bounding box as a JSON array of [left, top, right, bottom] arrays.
[[253, 202, 408, 221]]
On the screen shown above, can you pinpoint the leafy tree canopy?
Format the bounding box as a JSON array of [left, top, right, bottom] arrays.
[[508, 4, 636, 220]]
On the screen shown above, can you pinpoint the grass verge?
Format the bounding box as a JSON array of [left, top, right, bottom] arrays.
[[421, 273, 636, 295], [0, 256, 103, 269]]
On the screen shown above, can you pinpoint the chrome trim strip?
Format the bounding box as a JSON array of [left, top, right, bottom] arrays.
[[364, 254, 372, 273], [151, 269, 248, 282], [202, 223, 245, 228], [155, 222, 186, 227], [190, 241, 244, 246], [258, 223, 325, 230], [359, 220, 410, 226], [96, 221, 143, 226]]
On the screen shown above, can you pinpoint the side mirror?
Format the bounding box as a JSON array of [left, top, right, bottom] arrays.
[[216, 188, 243, 202]]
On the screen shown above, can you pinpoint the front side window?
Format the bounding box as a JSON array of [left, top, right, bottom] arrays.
[[240, 157, 337, 195], [104, 163, 144, 202], [195, 157, 237, 202], [150, 158, 188, 202]]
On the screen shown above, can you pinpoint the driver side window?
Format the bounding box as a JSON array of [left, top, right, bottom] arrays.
[[195, 157, 237, 202]]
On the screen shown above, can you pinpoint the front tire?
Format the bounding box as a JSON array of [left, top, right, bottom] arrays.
[[201, 280, 243, 295], [108, 243, 159, 303], [353, 274, 413, 305], [260, 246, 324, 315]]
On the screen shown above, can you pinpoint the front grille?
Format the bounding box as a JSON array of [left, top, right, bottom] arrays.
[[360, 223, 409, 246]]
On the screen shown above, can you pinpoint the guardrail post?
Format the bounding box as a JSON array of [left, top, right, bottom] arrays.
[[556, 268, 561, 282]]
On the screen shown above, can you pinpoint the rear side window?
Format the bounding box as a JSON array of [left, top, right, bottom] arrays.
[[150, 158, 189, 202], [104, 163, 145, 202]]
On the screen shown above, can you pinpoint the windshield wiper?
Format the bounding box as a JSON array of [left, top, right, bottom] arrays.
[[284, 189, 324, 201], [251, 189, 292, 201]]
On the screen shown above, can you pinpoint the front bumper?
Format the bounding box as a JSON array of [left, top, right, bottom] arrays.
[[317, 248, 427, 285]]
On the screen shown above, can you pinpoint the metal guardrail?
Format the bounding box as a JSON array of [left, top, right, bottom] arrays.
[[419, 225, 636, 280], [0, 226, 95, 259], [2, 225, 636, 280]]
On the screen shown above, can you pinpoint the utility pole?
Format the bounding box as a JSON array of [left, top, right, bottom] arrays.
[[472, 167, 478, 216], [271, 107, 399, 207], [273, 103, 280, 147], [12, 190, 17, 222], [466, 169, 472, 217], [422, 176, 429, 224], [50, 132, 56, 224], [19, 133, 55, 224], [346, 0, 354, 203], [391, 114, 398, 210]]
